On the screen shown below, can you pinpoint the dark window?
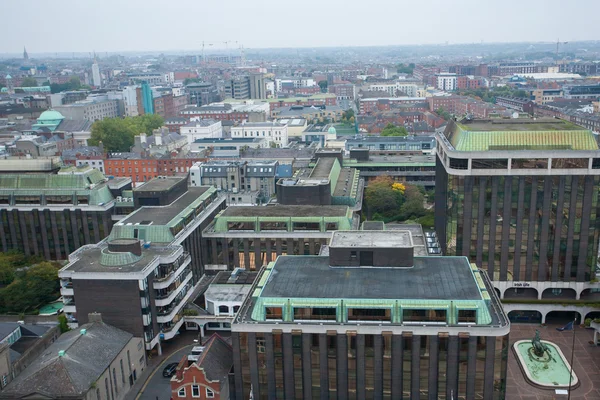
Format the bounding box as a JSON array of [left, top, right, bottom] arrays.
[[265, 307, 283, 320], [259, 221, 287, 231], [458, 309, 477, 323], [292, 222, 320, 231], [511, 158, 548, 169], [348, 308, 391, 321], [449, 157, 468, 169], [360, 251, 374, 265], [294, 307, 336, 321], [551, 158, 589, 169], [592, 158, 600, 169], [403, 309, 447, 323], [471, 159, 508, 169], [227, 221, 255, 231]]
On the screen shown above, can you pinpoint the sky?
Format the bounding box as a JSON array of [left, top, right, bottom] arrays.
[[2, 0, 599, 54]]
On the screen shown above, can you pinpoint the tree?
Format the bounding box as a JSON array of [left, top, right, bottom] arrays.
[[58, 314, 70, 333], [0, 261, 60, 314], [380, 123, 408, 137], [88, 115, 165, 152], [364, 176, 404, 220], [21, 77, 37, 87], [399, 185, 427, 220], [436, 107, 452, 121], [396, 63, 415, 75], [318, 80, 328, 93]]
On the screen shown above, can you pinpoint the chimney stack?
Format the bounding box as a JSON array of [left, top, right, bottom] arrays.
[[88, 312, 103, 323]]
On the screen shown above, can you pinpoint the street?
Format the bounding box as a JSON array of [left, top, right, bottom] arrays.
[[138, 345, 193, 400]]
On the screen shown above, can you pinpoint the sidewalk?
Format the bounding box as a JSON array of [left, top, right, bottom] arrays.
[[124, 330, 200, 400]]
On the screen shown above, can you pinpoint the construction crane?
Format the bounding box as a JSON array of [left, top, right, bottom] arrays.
[[201, 41, 214, 64]]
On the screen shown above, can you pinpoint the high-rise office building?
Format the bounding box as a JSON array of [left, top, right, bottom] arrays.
[[141, 82, 154, 114], [231, 230, 509, 399], [91, 58, 101, 88], [435, 118, 600, 323]]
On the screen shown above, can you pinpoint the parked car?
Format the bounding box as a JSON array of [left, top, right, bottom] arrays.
[[162, 362, 178, 378]]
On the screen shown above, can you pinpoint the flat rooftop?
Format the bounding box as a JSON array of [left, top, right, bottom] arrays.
[[330, 230, 412, 248], [259, 256, 480, 300], [134, 177, 184, 192], [309, 157, 335, 179], [445, 119, 598, 152], [121, 187, 210, 225], [220, 205, 349, 218]]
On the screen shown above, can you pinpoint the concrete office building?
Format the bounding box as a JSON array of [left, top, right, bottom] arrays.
[[54, 99, 119, 122], [225, 74, 266, 100], [0, 166, 120, 260], [59, 177, 227, 349], [231, 230, 509, 399], [190, 138, 268, 158], [92, 60, 101, 88], [187, 82, 220, 106], [231, 122, 288, 147], [180, 119, 223, 143], [435, 118, 600, 322], [202, 205, 358, 271]]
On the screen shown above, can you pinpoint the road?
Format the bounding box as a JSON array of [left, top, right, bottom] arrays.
[[138, 346, 193, 400]]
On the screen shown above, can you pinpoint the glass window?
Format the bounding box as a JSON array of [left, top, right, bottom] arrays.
[[206, 388, 215, 398], [192, 384, 200, 397], [458, 309, 477, 323], [178, 387, 186, 397], [471, 159, 508, 169]]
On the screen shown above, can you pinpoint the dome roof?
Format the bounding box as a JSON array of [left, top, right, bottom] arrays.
[[38, 109, 65, 121], [327, 126, 337, 134], [5, 74, 11, 79]]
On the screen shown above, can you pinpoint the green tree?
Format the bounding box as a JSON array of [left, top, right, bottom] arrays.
[[365, 175, 404, 219], [380, 123, 408, 137], [436, 107, 452, 121], [399, 185, 427, 220], [58, 314, 70, 333], [396, 63, 415, 75], [318, 80, 328, 93], [88, 115, 164, 152], [21, 77, 37, 87], [0, 261, 60, 314]]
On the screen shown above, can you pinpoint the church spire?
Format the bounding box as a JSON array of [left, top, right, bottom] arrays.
[[23, 46, 29, 60]]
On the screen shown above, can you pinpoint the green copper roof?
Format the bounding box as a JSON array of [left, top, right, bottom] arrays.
[[448, 121, 598, 152], [37, 109, 65, 122]]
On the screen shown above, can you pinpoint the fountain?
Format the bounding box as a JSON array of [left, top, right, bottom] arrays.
[[513, 330, 579, 389]]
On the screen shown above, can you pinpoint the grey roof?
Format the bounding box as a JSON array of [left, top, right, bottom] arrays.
[[260, 255, 480, 300], [1, 321, 133, 398], [0, 323, 20, 340], [240, 147, 316, 159], [196, 334, 232, 385], [134, 176, 184, 192], [123, 187, 210, 225], [183, 119, 219, 127], [56, 119, 93, 132], [221, 205, 348, 218]]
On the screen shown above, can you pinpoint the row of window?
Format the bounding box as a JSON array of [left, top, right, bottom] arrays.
[[177, 385, 214, 398]]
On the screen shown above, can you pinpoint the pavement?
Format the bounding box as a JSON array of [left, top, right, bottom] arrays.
[[506, 323, 600, 400]]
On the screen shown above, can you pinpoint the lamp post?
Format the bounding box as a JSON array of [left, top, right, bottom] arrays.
[[567, 317, 577, 400]]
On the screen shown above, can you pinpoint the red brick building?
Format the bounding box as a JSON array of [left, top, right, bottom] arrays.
[[104, 156, 207, 185], [360, 98, 427, 114], [171, 334, 233, 400], [268, 95, 337, 112]]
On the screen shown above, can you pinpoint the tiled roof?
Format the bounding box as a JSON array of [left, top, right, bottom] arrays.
[[196, 334, 232, 385]]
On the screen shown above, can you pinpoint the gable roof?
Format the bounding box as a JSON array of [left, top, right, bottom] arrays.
[[196, 334, 233, 385], [1, 321, 132, 398]]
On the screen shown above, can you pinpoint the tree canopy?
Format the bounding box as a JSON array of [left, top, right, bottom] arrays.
[[396, 63, 415, 75], [88, 114, 165, 152], [0, 251, 61, 314], [21, 77, 38, 87], [365, 176, 431, 223], [436, 107, 453, 121], [47, 76, 90, 93], [318, 80, 328, 93], [380, 123, 408, 137], [457, 86, 530, 104]]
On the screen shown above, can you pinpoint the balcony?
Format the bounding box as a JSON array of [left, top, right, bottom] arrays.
[[155, 272, 193, 307], [157, 286, 194, 323], [154, 256, 191, 290], [160, 317, 185, 341], [60, 287, 74, 297], [63, 305, 77, 313]]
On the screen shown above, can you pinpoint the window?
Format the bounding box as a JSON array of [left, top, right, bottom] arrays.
[[257, 339, 266, 353], [120, 359, 125, 384], [113, 368, 118, 393], [458, 309, 476, 324], [265, 307, 283, 320], [192, 384, 200, 397], [206, 388, 215, 398], [178, 387, 186, 397]]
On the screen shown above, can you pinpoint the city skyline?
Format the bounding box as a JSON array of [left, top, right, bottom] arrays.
[[2, 0, 600, 54]]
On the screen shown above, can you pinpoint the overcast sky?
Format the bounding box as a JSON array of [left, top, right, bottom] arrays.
[[2, 0, 599, 53]]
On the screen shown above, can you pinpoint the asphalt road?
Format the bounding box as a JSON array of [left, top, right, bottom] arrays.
[[139, 346, 193, 400]]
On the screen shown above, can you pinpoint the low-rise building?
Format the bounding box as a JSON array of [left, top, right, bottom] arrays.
[[275, 118, 307, 137], [180, 119, 223, 143], [170, 334, 233, 400], [54, 98, 119, 122], [231, 122, 288, 147], [190, 138, 267, 158], [0, 314, 146, 400]]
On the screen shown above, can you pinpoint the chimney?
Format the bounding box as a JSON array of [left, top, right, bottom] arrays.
[[155, 134, 162, 146], [140, 132, 147, 144], [88, 312, 103, 323]]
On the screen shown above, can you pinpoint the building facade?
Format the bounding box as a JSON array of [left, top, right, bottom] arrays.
[[180, 119, 223, 143], [231, 122, 288, 147], [231, 230, 509, 399], [435, 118, 600, 319]]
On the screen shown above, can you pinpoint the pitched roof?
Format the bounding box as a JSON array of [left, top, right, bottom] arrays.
[[196, 334, 232, 384], [1, 321, 133, 398]]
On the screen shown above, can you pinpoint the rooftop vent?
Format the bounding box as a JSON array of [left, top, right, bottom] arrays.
[[80, 328, 87, 335], [58, 350, 65, 357]]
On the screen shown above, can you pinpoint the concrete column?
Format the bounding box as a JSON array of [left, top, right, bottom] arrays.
[[541, 312, 547, 324]]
